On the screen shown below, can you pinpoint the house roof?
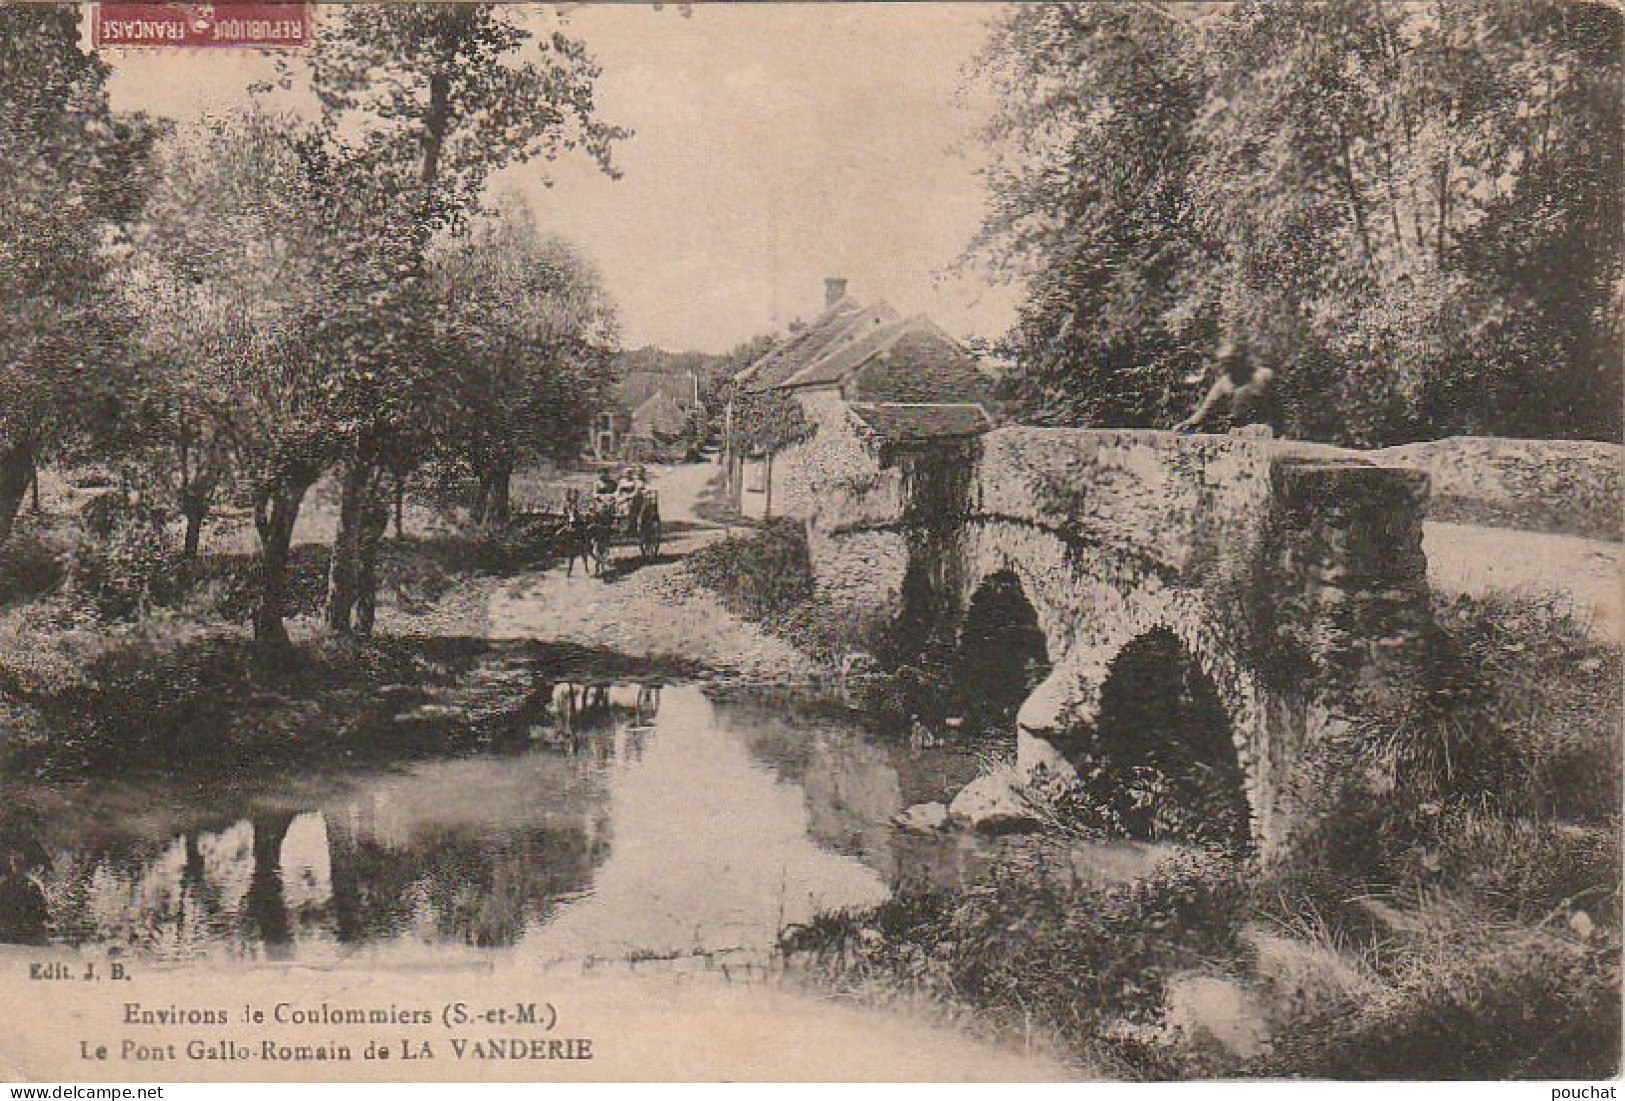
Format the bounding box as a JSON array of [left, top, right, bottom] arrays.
[[734, 297, 899, 392], [629, 389, 690, 439], [616, 370, 696, 412], [779, 314, 992, 406], [847, 402, 992, 444]]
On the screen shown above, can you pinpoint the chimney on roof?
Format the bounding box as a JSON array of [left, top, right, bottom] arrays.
[[824, 277, 849, 309]]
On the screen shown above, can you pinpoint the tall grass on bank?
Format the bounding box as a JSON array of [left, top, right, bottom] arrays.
[[780, 849, 1249, 1079], [683, 519, 885, 670]]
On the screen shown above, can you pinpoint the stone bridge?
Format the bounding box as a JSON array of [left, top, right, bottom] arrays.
[[786, 425, 1435, 855]]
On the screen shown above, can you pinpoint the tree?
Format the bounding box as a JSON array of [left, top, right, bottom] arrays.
[[133, 110, 334, 652], [303, 2, 627, 635], [0, 4, 152, 547], [115, 270, 238, 560], [435, 202, 619, 527], [974, 1, 1623, 446], [972, 3, 1212, 430]]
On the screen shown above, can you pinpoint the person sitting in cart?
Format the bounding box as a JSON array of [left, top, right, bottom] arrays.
[[615, 467, 646, 503], [593, 469, 619, 503]]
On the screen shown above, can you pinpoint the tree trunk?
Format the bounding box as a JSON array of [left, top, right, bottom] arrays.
[[180, 493, 210, 561], [1336, 123, 1374, 265], [484, 464, 512, 527], [471, 462, 512, 528], [353, 491, 389, 640], [393, 475, 406, 540], [325, 460, 375, 636], [29, 463, 40, 514], [0, 442, 35, 548], [252, 475, 312, 656]]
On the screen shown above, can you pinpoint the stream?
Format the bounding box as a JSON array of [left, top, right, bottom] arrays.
[[0, 679, 1022, 966]]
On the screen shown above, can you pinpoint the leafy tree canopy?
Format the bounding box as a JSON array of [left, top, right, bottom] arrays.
[[975, 0, 1623, 446]]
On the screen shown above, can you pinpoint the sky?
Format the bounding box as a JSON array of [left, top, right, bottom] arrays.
[[103, 3, 1023, 354]]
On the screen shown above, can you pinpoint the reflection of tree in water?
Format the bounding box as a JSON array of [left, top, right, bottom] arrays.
[[405, 828, 604, 948], [9, 782, 609, 957], [244, 812, 298, 960], [20, 822, 192, 952], [0, 806, 50, 944], [6, 681, 657, 957]]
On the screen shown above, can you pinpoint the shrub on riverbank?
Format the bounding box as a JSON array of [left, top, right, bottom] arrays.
[[684, 518, 814, 619], [781, 850, 1249, 1077], [0, 614, 513, 776], [0, 527, 68, 608], [683, 520, 905, 680]]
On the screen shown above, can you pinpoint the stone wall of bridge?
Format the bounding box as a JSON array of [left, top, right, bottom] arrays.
[[792, 424, 1434, 855]]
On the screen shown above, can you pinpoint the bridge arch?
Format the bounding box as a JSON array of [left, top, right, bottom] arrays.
[[1091, 627, 1253, 848], [949, 519, 1267, 839], [952, 569, 1052, 731]]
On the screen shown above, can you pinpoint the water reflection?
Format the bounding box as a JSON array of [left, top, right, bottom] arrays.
[[0, 680, 1017, 965], [528, 688, 892, 962]]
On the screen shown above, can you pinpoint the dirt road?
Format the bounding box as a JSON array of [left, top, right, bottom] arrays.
[[484, 462, 818, 683], [1425, 521, 1623, 641]]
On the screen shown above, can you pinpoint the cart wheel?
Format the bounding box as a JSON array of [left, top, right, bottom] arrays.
[[640, 517, 662, 560]]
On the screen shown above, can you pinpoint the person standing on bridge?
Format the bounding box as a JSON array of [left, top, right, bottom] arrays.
[[1173, 340, 1279, 435]]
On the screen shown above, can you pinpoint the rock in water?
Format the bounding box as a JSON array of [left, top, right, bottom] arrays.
[[892, 802, 949, 833], [947, 773, 1040, 835], [1164, 973, 1270, 1058]]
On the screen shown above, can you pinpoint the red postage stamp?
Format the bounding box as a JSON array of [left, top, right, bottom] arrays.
[[91, 3, 312, 49]]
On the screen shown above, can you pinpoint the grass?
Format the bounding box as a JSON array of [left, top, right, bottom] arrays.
[[780, 849, 1250, 1079], [0, 500, 575, 776], [0, 611, 508, 776]]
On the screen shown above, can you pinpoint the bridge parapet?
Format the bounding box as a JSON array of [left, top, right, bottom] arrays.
[[974, 427, 1276, 584]]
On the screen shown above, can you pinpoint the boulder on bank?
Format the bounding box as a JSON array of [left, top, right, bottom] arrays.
[[948, 773, 1040, 835]]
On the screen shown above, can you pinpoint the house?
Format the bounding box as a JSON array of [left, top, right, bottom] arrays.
[[725, 278, 994, 520], [591, 369, 702, 461]]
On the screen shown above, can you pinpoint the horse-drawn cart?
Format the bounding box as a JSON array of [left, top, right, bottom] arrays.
[[616, 484, 663, 561]]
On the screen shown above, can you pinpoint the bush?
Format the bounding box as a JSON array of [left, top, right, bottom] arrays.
[[190, 544, 331, 623], [0, 529, 68, 607], [685, 519, 814, 619], [21, 624, 246, 770], [782, 850, 1249, 1074], [395, 528, 545, 578], [1427, 591, 1622, 823], [1263, 933, 1622, 1079], [378, 542, 454, 608], [1406, 808, 1620, 926], [67, 521, 182, 621]]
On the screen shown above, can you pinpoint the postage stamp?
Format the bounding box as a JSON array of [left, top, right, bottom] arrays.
[[91, 3, 311, 49]]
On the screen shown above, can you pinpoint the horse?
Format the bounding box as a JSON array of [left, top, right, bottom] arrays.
[[560, 490, 611, 578]]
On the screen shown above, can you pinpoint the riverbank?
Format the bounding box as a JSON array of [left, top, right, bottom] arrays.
[[773, 589, 1623, 1080], [0, 463, 821, 778], [672, 517, 1622, 1078], [2, 463, 1617, 1079]]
